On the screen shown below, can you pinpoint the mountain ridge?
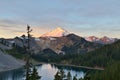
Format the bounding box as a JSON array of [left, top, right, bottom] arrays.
[[85, 36, 118, 44], [1, 27, 118, 55], [40, 27, 118, 44]]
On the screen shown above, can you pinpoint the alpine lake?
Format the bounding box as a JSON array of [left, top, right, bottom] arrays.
[[0, 63, 91, 80]]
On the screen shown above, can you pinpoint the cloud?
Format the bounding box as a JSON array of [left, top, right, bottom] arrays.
[[0, 0, 120, 38], [0, 19, 60, 38]]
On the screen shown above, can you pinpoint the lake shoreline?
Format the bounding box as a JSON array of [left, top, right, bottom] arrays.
[[0, 65, 24, 73], [36, 62, 104, 70], [0, 63, 86, 80], [53, 63, 104, 70], [0, 61, 104, 73]]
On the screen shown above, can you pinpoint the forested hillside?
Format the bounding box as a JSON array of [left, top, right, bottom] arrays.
[[90, 61, 120, 80], [59, 40, 120, 67]]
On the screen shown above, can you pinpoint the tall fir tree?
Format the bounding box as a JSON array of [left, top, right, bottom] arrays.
[[25, 25, 32, 80], [25, 25, 40, 80]]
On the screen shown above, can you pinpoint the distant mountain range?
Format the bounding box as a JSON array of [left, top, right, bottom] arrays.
[[36, 27, 102, 54], [0, 27, 119, 55], [40, 27, 118, 44], [0, 27, 120, 72], [85, 36, 118, 44]]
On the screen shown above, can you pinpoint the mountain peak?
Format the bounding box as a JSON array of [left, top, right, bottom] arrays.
[[40, 27, 70, 37], [53, 27, 66, 33], [55, 27, 64, 30], [85, 36, 118, 44], [85, 36, 99, 42]]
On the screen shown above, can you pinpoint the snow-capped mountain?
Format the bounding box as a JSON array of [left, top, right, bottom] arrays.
[[10, 27, 118, 55], [85, 36, 118, 44], [99, 36, 118, 44], [85, 36, 99, 42], [40, 27, 70, 37], [37, 27, 102, 54]]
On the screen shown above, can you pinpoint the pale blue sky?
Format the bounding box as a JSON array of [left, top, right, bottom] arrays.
[[0, 0, 120, 38]]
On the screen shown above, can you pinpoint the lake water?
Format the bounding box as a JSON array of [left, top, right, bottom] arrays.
[[0, 64, 88, 80]]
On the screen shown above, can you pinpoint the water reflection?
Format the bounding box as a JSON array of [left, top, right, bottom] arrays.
[[0, 68, 25, 80], [0, 64, 87, 80]]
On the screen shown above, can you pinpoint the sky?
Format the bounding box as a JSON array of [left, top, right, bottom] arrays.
[[0, 0, 120, 38]]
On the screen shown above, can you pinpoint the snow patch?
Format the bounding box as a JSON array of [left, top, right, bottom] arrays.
[[41, 27, 70, 37]]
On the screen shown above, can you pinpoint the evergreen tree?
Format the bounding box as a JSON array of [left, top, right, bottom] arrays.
[[25, 25, 32, 80], [73, 74, 77, 80], [67, 72, 72, 80], [29, 67, 41, 80], [60, 69, 66, 80], [54, 70, 66, 80], [25, 25, 40, 80], [54, 71, 62, 80]]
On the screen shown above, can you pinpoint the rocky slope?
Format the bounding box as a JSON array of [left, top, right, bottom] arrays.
[[0, 44, 25, 72], [37, 34, 101, 54], [61, 34, 101, 54], [37, 28, 102, 54], [9, 27, 118, 55], [13, 28, 102, 54]]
